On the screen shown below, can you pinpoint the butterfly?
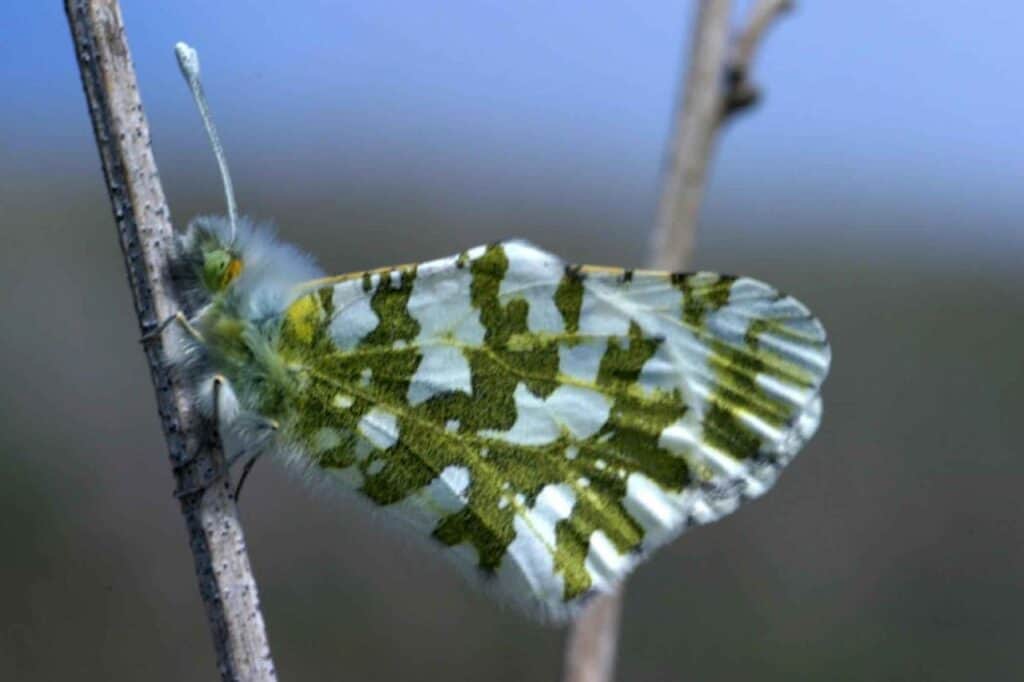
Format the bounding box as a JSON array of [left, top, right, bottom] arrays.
[[158, 42, 831, 621], [163, 216, 829, 620]]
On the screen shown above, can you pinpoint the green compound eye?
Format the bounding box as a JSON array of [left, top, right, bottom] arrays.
[[202, 249, 242, 292]]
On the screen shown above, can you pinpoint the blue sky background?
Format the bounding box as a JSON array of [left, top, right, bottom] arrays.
[[2, 1, 1022, 273]]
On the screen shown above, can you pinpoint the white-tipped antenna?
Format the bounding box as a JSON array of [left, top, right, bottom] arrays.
[[175, 42, 238, 243]]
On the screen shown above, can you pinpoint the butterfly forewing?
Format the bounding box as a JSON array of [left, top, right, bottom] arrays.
[[275, 240, 830, 619]]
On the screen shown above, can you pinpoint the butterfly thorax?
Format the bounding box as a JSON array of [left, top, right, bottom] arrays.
[[192, 295, 283, 416], [173, 217, 326, 417]]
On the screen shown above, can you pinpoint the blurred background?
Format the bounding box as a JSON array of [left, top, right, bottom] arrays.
[[2, 2, 1022, 680]]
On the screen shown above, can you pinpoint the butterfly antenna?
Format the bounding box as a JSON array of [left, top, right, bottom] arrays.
[[175, 42, 239, 244]]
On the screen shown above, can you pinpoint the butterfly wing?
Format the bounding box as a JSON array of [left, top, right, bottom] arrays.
[[276, 240, 830, 619]]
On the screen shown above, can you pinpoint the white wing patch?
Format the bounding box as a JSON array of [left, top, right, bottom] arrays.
[[558, 338, 606, 384], [403, 255, 484, 405], [329, 278, 380, 350], [478, 382, 611, 445], [499, 240, 566, 334], [357, 408, 399, 450], [496, 483, 577, 614], [407, 344, 473, 406], [584, 530, 635, 592], [408, 255, 486, 344]]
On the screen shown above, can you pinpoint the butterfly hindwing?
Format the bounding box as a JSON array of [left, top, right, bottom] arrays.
[[274, 240, 830, 619]]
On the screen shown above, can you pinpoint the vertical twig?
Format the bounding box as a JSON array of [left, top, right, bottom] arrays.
[[648, 0, 793, 272], [647, 0, 734, 273], [565, 2, 794, 681], [562, 586, 625, 682], [564, 4, 731, 681], [64, 2, 277, 680]]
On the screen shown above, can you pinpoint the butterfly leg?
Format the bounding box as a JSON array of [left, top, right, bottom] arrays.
[[172, 375, 279, 500], [172, 374, 231, 499], [140, 311, 204, 344], [227, 415, 278, 502], [232, 453, 263, 502], [174, 448, 258, 500]]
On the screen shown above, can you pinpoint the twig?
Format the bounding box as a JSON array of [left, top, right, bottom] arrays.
[[64, 2, 277, 680], [567, 2, 795, 680], [566, 4, 733, 677], [648, 0, 794, 271], [647, 0, 734, 273], [562, 586, 624, 682], [723, 0, 795, 118]]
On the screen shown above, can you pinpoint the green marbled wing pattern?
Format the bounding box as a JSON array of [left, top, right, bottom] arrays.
[[272, 240, 830, 619]]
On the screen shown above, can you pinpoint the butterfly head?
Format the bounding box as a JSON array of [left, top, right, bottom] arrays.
[[175, 215, 245, 299], [179, 217, 242, 293], [174, 214, 324, 318], [198, 235, 243, 293], [172, 44, 321, 315]]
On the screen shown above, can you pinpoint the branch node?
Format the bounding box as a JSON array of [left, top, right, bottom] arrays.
[[721, 0, 794, 122]]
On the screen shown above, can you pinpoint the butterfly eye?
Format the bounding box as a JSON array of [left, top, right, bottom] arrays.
[[201, 249, 242, 292]]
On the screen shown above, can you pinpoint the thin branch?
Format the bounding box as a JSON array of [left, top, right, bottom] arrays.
[[565, 5, 732, 678], [562, 586, 625, 682], [723, 0, 795, 118], [648, 0, 794, 272], [647, 0, 734, 273], [566, 4, 732, 677], [64, 2, 277, 680], [568, 2, 794, 680]]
